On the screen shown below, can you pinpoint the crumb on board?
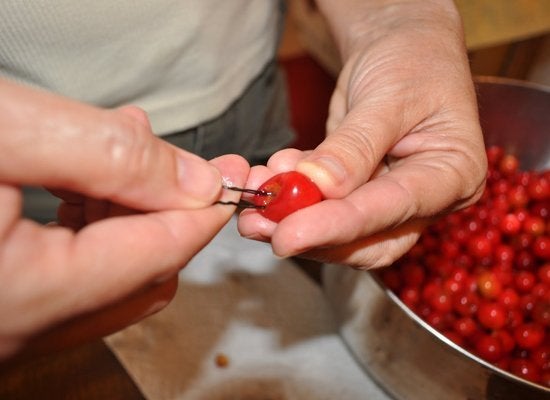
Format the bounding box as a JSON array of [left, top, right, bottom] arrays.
[[215, 352, 230, 368]]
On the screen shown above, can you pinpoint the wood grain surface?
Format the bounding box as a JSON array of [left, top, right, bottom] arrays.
[[0, 340, 144, 400]]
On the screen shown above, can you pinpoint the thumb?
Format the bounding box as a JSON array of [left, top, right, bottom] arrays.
[[296, 107, 397, 198], [0, 79, 221, 210]]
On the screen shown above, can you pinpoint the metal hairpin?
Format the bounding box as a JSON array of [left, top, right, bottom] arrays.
[[216, 184, 271, 208], [221, 184, 271, 196]]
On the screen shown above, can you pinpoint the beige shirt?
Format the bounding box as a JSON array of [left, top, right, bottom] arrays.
[[0, 1, 280, 134]]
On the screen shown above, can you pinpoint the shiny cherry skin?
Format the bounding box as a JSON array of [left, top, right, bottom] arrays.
[[253, 171, 323, 222]]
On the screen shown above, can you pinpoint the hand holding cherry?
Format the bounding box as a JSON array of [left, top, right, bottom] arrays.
[[237, 0, 486, 266]]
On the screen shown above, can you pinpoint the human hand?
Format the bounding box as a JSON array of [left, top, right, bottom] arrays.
[[238, 0, 487, 268], [0, 79, 249, 359]]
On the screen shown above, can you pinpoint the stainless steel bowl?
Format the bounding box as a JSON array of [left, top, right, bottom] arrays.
[[323, 77, 550, 400]]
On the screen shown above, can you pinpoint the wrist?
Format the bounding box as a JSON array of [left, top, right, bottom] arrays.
[[317, 0, 463, 62]]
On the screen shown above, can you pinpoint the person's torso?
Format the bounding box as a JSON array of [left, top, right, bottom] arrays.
[[0, 0, 281, 134]]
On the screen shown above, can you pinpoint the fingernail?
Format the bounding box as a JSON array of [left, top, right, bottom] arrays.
[[298, 156, 347, 186], [177, 155, 221, 206]]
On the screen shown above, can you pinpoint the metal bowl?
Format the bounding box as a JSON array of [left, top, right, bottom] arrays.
[[323, 77, 550, 400]]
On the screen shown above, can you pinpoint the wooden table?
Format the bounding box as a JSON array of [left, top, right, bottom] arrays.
[[0, 340, 144, 400]]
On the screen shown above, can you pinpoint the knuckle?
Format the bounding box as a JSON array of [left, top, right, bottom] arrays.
[[448, 143, 488, 207], [329, 124, 379, 174], [98, 114, 156, 195]]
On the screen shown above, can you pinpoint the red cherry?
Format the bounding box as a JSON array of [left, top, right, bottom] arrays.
[[454, 254, 474, 271], [450, 226, 469, 245], [421, 280, 440, 303], [515, 250, 536, 270], [477, 271, 502, 299], [494, 358, 511, 372], [493, 244, 514, 264], [477, 302, 507, 330], [493, 330, 515, 354], [531, 283, 548, 299], [428, 287, 453, 313], [453, 316, 478, 338], [539, 264, 550, 285], [497, 288, 520, 309], [440, 240, 460, 259], [533, 236, 550, 260], [487, 208, 504, 226], [514, 271, 536, 293], [467, 235, 493, 259], [499, 154, 519, 176], [519, 294, 537, 315], [513, 233, 534, 250], [527, 175, 550, 201], [492, 194, 510, 213], [399, 286, 420, 309], [530, 345, 550, 370], [515, 171, 533, 187], [508, 185, 529, 209], [492, 179, 510, 196], [532, 300, 550, 326], [450, 267, 468, 284], [466, 218, 482, 234], [500, 214, 522, 235], [453, 291, 480, 316], [514, 209, 528, 224], [514, 323, 545, 349], [417, 304, 432, 319], [531, 201, 549, 220], [429, 259, 454, 277], [425, 310, 454, 331], [443, 277, 463, 294], [463, 275, 479, 293], [509, 358, 541, 383], [253, 171, 323, 222], [484, 227, 502, 246], [475, 206, 490, 222], [507, 309, 524, 329], [523, 215, 546, 237], [491, 263, 514, 287], [475, 334, 503, 362]]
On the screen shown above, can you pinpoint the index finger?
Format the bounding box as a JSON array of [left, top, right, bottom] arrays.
[[0, 79, 221, 211]]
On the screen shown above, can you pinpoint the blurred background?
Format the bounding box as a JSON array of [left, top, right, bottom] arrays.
[[278, 0, 550, 150]]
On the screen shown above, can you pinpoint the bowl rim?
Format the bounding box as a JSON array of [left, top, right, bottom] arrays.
[[474, 75, 550, 93]]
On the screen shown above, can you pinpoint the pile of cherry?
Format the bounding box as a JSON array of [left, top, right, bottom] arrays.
[[379, 145, 549, 387]]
